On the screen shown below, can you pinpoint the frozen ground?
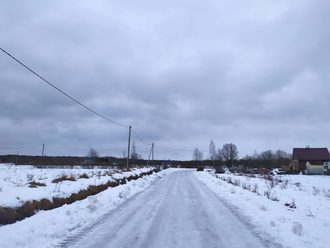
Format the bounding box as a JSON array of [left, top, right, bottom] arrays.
[[195, 170, 330, 248], [0, 164, 175, 248], [1, 166, 329, 247], [0, 164, 153, 208], [67, 170, 267, 248]]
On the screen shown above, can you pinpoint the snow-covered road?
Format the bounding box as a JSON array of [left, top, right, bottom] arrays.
[[67, 170, 266, 248]]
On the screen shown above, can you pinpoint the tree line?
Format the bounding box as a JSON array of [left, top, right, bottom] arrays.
[[193, 140, 292, 168]]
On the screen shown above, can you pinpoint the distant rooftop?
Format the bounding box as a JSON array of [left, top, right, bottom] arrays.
[[293, 148, 330, 161]]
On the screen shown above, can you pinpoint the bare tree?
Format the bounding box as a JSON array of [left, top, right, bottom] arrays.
[[87, 148, 99, 158], [130, 141, 142, 160], [193, 148, 203, 162], [220, 143, 238, 167], [216, 148, 223, 162], [122, 150, 127, 159], [259, 150, 274, 168], [209, 140, 216, 166], [275, 149, 292, 166]]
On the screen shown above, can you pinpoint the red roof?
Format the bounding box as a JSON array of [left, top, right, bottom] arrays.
[[293, 148, 330, 161]]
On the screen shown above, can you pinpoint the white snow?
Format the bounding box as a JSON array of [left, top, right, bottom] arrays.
[[1, 165, 330, 247], [0, 164, 176, 247], [0, 164, 153, 208], [195, 170, 330, 248]]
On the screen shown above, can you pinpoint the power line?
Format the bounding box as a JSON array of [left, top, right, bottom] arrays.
[[0, 47, 128, 128], [47, 144, 149, 151], [0, 144, 42, 149], [154, 144, 195, 152], [100, 144, 149, 151], [131, 127, 151, 145]]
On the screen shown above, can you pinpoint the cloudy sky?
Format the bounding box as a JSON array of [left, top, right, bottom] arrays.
[[1, 0, 330, 160]]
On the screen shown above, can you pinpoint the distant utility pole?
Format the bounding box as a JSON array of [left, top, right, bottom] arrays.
[[152, 143, 154, 166], [42, 143, 45, 157], [126, 126, 131, 169], [147, 143, 154, 167], [41, 143, 45, 165]]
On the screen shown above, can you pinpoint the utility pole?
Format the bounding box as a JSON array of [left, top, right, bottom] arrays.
[[16, 151, 19, 165], [41, 143, 45, 165], [152, 143, 154, 166], [126, 126, 131, 169], [147, 143, 154, 167]]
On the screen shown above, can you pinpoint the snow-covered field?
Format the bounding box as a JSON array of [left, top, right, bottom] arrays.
[[195, 170, 330, 248], [0, 163, 154, 208], [1, 165, 330, 248], [0, 164, 177, 247]]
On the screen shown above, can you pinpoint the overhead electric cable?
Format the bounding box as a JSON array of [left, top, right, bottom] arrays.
[[100, 144, 149, 151], [0, 47, 128, 128], [154, 144, 195, 152], [154, 144, 208, 153], [131, 127, 151, 145], [0, 144, 42, 149], [46, 144, 149, 151]]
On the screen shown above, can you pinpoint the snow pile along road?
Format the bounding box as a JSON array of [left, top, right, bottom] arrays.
[[195, 171, 330, 248], [63, 170, 266, 248], [0, 167, 176, 248], [0, 164, 154, 208]]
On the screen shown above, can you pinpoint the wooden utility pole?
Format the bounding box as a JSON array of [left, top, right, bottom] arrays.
[[41, 144, 45, 165], [147, 143, 154, 167], [152, 143, 154, 166], [126, 126, 131, 169]]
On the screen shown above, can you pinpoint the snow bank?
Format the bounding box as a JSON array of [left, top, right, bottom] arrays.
[[194, 171, 330, 248], [0, 164, 152, 208], [0, 165, 176, 248]]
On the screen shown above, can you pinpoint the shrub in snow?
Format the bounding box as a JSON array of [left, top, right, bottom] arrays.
[[323, 189, 330, 198], [284, 199, 296, 209], [0, 207, 16, 225], [52, 175, 76, 183], [79, 173, 89, 179], [292, 222, 303, 236], [252, 184, 258, 194], [313, 186, 320, 196], [26, 173, 34, 182], [0, 169, 157, 226]]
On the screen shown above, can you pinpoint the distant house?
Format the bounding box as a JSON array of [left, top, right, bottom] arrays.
[[84, 157, 94, 164], [97, 158, 108, 165], [281, 163, 297, 171], [292, 147, 330, 173]]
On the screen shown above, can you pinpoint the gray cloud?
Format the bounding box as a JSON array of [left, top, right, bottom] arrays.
[[1, 0, 330, 160]]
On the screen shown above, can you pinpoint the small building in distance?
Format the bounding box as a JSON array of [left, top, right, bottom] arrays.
[[292, 147, 330, 173], [84, 157, 94, 164]]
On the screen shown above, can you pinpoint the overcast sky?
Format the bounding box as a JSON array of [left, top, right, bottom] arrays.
[[1, 0, 330, 161]]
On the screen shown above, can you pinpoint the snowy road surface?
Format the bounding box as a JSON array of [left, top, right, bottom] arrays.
[[67, 170, 266, 248]]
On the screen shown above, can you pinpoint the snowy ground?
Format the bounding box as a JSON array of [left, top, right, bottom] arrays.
[[67, 170, 267, 248], [0, 164, 176, 247], [0, 163, 154, 208], [195, 170, 330, 248], [1, 166, 330, 247]]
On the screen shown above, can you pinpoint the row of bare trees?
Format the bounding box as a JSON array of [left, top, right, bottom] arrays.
[[194, 141, 239, 167], [87, 140, 142, 161], [194, 140, 292, 168], [241, 149, 292, 168]]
